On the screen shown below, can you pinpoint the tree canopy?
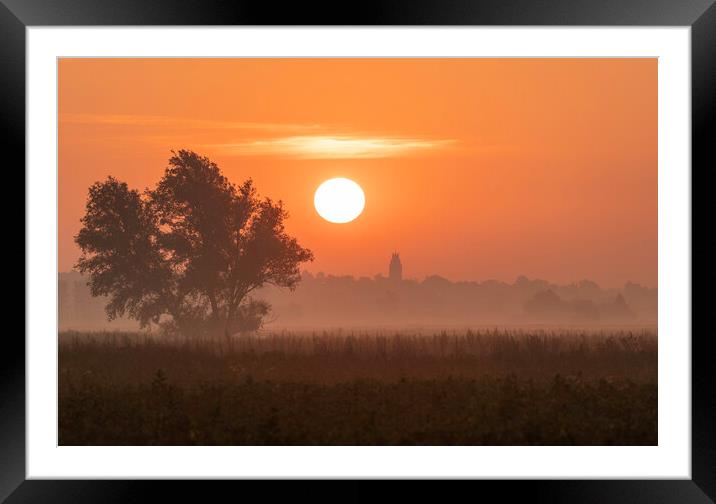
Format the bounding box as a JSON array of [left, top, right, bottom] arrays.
[[75, 150, 313, 337]]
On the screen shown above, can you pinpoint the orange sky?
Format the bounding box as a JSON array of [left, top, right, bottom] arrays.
[[58, 58, 657, 288]]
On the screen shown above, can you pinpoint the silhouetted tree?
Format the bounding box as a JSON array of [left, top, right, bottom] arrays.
[[75, 150, 313, 337], [601, 293, 635, 321], [524, 289, 570, 321]]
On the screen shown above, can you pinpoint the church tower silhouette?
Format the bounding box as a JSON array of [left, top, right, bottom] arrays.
[[389, 252, 402, 282]]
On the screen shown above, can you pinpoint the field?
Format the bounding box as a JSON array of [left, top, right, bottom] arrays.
[[59, 329, 657, 445]]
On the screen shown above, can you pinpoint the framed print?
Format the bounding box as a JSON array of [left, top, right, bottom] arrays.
[[5, 0, 713, 501]]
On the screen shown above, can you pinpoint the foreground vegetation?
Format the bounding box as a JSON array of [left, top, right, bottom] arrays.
[[59, 329, 657, 445]]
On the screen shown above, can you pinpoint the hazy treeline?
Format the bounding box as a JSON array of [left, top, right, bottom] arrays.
[[59, 271, 657, 330], [264, 273, 656, 327]]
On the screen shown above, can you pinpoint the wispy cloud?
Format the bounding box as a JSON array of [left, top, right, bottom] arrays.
[[60, 113, 321, 133], [210, 135, 456, 159], [61, 113, 456, 159]]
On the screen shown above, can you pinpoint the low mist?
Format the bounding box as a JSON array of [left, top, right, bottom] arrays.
[[59, 269, 656, 332]]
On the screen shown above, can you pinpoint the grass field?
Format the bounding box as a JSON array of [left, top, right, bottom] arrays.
[[59, 328, 657, 445]]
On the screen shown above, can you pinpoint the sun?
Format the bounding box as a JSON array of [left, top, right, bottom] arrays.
[[314, 178, 365, 224]]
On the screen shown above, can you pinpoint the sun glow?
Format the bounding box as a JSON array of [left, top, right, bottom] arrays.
[[314, 178, 366, 224]]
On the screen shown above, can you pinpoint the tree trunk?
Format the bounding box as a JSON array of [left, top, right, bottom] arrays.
[[224, 297, 239, 340], [207, 291, 225, 340], [208, 291, 220, 321], [223, 312, 233, 340]]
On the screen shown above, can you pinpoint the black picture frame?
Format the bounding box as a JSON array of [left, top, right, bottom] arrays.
[[4, 0, 712, 501]]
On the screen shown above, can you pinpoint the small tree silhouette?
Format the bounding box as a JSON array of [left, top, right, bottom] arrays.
[[75, 150, 313, 338]]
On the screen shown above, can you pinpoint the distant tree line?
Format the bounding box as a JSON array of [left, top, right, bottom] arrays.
[[251, 272, 657, 326]]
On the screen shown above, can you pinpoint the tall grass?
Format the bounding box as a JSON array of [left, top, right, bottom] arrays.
[[59, 329, 657, 445], [59, 328, 657, 384]]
